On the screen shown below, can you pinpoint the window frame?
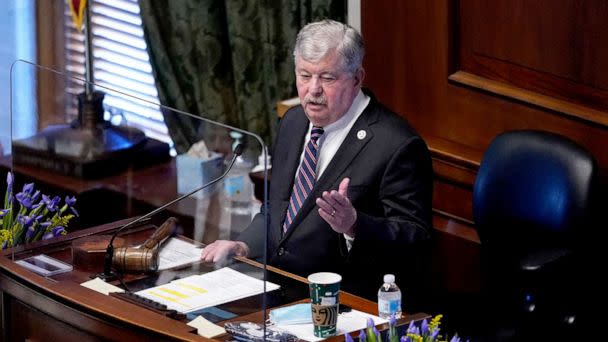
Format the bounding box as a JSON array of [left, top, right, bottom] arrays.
[[35, 0, 169, 147]]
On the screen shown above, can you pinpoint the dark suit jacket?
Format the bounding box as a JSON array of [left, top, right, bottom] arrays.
[[238, 90, 433, 306]]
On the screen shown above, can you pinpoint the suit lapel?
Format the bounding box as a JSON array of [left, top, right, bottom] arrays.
[[272, 111, 309, 241], [280, 102, 379, 242], [276, 112, 309, 201]]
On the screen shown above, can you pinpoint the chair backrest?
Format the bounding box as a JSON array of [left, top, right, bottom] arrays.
[[473, 130, 597, 252]]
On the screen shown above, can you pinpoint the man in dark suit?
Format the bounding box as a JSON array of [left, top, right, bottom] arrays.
[[202, 19, 433, 306]]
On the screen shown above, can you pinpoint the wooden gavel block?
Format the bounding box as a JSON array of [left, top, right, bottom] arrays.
[[72, 235, 126, 271], [112, 217, 178, 273]]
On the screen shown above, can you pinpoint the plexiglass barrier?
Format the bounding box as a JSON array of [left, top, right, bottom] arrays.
[[1, 61, 294, 335]]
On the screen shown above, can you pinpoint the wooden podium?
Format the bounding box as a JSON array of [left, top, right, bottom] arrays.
[[0, 219, 427, 341]]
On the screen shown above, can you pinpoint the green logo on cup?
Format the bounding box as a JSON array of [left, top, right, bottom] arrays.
[[308, 272, 342, 338]]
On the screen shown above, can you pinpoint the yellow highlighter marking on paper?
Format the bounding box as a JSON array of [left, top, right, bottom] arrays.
[[175, 283, 208, 294], [148, 290, 192, 308], [158, 287, 190, 299]]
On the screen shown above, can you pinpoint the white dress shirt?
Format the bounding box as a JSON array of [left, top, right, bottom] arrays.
[[295, 90, 370, 249], [297, 89, 370, 178]]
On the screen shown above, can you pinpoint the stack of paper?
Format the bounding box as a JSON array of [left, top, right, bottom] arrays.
[[277, 310, 388, 342], [136, 267, 280, 313], [157, 237, 203, 271]]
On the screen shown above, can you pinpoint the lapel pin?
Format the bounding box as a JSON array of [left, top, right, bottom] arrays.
[[357, 130, 367, 140]]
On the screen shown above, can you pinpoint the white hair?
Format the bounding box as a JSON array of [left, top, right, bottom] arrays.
[[293, 19, 365, 75]]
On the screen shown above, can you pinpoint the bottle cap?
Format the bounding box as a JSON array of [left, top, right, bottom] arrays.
[[251, 151, 271, 173], [383, 274, 395, 283]]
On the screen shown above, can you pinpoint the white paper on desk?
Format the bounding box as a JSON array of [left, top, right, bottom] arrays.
[[135, 267, 280, 313], [275, 309, 387, 342], [187, 315, 226, 338], [80, 277, 125, 296], [158, 237, 202, 271]]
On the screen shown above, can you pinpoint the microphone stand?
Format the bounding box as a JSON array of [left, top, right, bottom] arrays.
[[96, 144, 244, 280]]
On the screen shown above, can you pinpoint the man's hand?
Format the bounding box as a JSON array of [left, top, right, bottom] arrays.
[[316, 177, 357, 237], [200, 240, 249, 263]]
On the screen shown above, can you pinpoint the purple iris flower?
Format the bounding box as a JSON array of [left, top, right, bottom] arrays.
[[31, 190, 40, 202], [344, 333, 354, 342], [41, 225, 65, 240], [25, 226, 36, 240], [17, 215, 35, 228], [400, 336, 410, 342], [389, 314, 397, 327], [65, 195, 76, 207], [410, 326, 420, 336], [42, 195, 61, 212], [449, 335, 461, 342], [358, 330, 366, 342], [431, 328, 440, 340], [22, 183, 34, 194], [40, 195, 50, 210], [15, 192, 34, 209], [6, 172, 13, 193], [51, 226, 65, 236], [0, 208, 9, 217], [65, 196, 78, 216], [406, 321, 416, 334], [366, 317, 375, 328], [421, 319, 429, 335], [51, 196, 61, 210]]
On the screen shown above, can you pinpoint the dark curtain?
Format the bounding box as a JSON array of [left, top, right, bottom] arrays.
[[138, 0, 345, 152]]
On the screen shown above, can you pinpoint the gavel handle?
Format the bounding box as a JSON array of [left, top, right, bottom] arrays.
[[142, 217, 177, 250]]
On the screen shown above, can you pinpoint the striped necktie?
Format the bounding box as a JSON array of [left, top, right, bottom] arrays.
[[283, 126, 324, 232]]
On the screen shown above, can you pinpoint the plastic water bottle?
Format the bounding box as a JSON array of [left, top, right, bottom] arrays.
[[224, 133, 254, 237], [378, 274, 402, 319]]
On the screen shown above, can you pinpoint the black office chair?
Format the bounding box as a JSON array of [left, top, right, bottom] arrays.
[[472, 130, 598, 341]]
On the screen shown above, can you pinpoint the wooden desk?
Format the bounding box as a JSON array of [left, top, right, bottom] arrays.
[[2, 156, 481, 311], [0, 220, 427, 341]]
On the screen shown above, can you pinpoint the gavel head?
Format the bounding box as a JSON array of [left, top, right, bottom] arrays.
[[112, 246, 159, 273]]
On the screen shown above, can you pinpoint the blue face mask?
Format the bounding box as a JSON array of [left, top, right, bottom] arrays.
[[269, 303, 312, 325]]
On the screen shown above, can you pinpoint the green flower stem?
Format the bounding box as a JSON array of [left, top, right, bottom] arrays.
[[389, 325, 398, 342], [366, 327, 376, 342], [2, 188, 11, 231], [27, 206, 49, 243], [58, 204, 68, 216], [12, 223, 25, 246], [31, 204, 44, 217], [13, 204, 28, 235], [32, 223, 47, 242], [2, 208, 12, 232]]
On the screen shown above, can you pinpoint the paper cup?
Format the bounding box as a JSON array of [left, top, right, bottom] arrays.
[[308, 272, 342, 337]]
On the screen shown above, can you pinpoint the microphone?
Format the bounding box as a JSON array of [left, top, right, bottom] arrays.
[[96, 143, 244, 280]]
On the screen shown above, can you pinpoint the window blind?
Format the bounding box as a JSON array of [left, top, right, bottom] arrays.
[[64, 0, 170, 147]]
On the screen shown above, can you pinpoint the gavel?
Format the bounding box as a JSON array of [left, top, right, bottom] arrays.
[[112, 217, 177, 273]]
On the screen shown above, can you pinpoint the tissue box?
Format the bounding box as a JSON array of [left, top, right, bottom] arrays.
[[176, 153, 224, 198]]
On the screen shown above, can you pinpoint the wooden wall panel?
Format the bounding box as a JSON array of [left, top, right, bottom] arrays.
[[362, 0, 608, 216], [458, 0, 608, 116], [361, 0, 608, 296]]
